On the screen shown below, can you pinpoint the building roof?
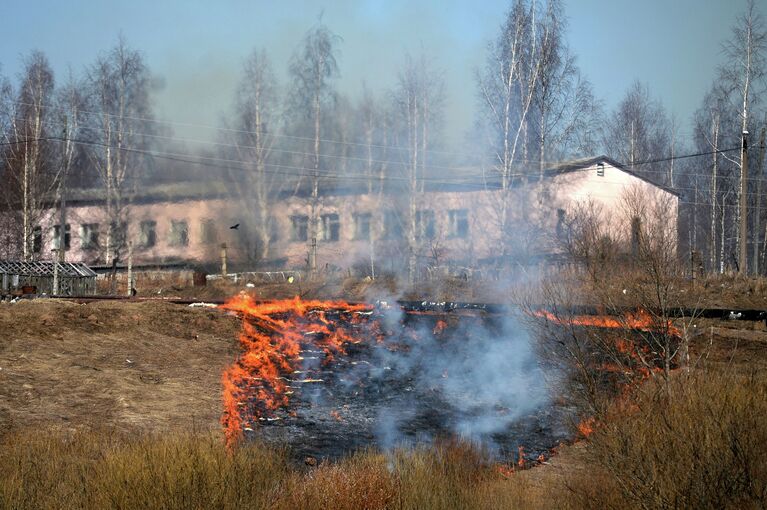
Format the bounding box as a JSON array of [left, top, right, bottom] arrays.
[[429, 155, 681, 197], [0, 260, 97, 278], [58, 155, 679, 205], [544, 155, 681, 197]]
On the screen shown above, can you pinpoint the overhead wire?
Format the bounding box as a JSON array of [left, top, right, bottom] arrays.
[[9, 114, 757, 191]]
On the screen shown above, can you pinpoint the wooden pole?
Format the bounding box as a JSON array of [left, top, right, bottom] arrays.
[[220, 243, 228, 280], [51, 249, 59, 295], [127, 241, 133, 296]]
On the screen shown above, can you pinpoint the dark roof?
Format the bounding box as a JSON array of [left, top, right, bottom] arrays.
[[0, 260, 97, 278], [543, 155, 681, 197], [59, 155, 679, 205]]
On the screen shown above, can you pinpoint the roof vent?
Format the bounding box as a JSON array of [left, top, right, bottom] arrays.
[[596, 163, 605, 177]]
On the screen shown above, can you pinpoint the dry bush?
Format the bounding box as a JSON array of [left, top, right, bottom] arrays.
[[275, 450, 396, 510], [568, 371, 767, 509]]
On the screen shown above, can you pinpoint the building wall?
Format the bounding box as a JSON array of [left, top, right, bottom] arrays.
[[26, 161, 679, 271]]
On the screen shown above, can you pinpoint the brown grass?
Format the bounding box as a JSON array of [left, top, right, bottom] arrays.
[[0, 430, 559, 510], [2, 369, 764, 508], [567, 370, 767, 509]]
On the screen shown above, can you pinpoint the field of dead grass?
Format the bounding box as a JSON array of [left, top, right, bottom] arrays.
[[1, 369, 764, 509], [2, 286, 767, 508], [0, 299, 240, 435]]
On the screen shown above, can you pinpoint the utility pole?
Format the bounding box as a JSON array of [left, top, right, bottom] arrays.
[[753, 127, 766, 275], [220, 243, 228, 280], [739, 130, 749, 274], [59, 119, 68, 264], [126, 241, 133, 297], [51, 249, 59, 295]]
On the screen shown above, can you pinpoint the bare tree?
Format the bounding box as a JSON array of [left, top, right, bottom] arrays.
[[393, 52, 445, 283], [476, 0, 600, 262], [286, 22, 341, 276], [226, 48, 281, 265], [476, 0, 541, 253], [0, 66, 19, 259], [87, 36, 153, 264], [693, 84, 738, 273], [719, 0, 766, 273], [0, 51, 58, 261], [602, 81, 671, 178], [52, 69, 86, 262], [531, 0, 601, 172]]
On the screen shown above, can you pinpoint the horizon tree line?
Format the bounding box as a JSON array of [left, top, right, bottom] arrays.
[[0, 1, 766, 278]]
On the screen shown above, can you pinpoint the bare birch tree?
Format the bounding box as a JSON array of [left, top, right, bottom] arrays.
[[227, 48, 280, 264], [719, 0, 766, 273], [87, 36, 153, 264], [477, 0, 540, 254], [286, 23, 341, 275], [531, 0, 601, 171], [693, 84, 737, 272], [394, 52, 445, 283], [52, 70, 86, 262], [0, 51, 58, 261], [602, 81, 671, 178]]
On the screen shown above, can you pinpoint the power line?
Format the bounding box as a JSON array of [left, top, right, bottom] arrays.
[[14, 115, 754, 189], [6, 132, 766, 201], [3, 97, 722, 167], [2, 98, 483, 159]]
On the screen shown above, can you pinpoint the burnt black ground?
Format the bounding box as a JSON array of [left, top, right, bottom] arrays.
[[241, 313, 573, 463]]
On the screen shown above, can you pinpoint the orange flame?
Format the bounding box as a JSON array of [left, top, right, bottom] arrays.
[[220, 295, 371, 447], [577, 417, 596, 438], [534, 309, 681, 337]]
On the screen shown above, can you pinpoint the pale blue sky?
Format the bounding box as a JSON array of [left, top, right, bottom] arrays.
[[0, 0, 762, 147]]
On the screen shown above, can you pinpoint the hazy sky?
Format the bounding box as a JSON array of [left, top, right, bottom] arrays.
[[0, 0, 764, 149]]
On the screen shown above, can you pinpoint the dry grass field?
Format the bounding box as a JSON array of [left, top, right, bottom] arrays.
[[1, 279, 766, 508]]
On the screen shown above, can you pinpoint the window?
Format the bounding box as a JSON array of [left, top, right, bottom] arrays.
[[32, 226, 42, 254], [200, 219, 217, 245], [110, 222, 128, 249], [320, 213, 340, 242], [556, 209, 566, 239], [382, 210, 402, 239], [169, 220, 189, 247], [415, 210, 435, 240], [353, 213, 371, 241], [291, 215, 308, 242], [596, 162, 605, 177], [139, 220, 157, 248], [52, 224, 71, 251], [448, 209, 469, 239], [268, 217, 279, 243], [81, 223, 99, 250]]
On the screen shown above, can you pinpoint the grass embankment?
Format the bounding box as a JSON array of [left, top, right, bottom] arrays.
[[1, 370, 765, 509]]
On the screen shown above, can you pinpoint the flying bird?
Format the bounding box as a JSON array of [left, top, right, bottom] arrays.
[[230, 223, 240, 230]]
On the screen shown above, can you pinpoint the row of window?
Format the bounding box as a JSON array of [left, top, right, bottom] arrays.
[[289, 209, 469, 243], [32, 209, 471, 253], [33, 219, 218, 253]]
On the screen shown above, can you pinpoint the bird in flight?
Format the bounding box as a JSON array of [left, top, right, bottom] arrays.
[[230, 223, 240, 230]]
